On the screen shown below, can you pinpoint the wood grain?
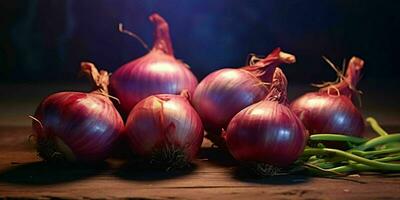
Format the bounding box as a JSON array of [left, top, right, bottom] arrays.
[[0, 126, 400, 199]]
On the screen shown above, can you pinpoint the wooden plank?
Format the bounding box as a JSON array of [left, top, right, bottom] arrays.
[[0, 127, 400, 199]]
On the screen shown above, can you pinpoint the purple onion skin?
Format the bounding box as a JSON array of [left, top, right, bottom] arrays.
[[33, 92, 124, 162], [290, 92, 364, 137], [125, 94, 204, 161], [110, 13, 198, 115], [225, 101, 308, 167], [193, 68, 267, 130], [110, 50, 198, 114]]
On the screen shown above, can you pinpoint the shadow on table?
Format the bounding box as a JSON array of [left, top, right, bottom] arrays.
[[0, 161, 108, 185], [114, 159, 197, 181], [232, 166, 311, 185], [198, 146, 238, 167], [199, 145, 311, 185]]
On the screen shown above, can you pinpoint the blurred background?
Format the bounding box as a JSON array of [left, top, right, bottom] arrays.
[[0, 0, 399, 126]]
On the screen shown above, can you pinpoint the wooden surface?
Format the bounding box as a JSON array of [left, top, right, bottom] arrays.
[[0, 126, 400, 200], [0, 84, 400, 199]]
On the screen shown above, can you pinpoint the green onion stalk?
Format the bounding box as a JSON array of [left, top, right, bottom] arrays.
[[297, 117, 400, 176]]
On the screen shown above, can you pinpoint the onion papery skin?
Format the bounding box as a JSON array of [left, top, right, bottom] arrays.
[[192, 48, 295, 134], [125, 94, 204, 164], [33, 92, 124, 163], [110, 13, 198, 115], [110, 50, 198, 114], [193, 68, 268, 130], [225, 100, 308, 167], [290, 57, 365, 137], [290, 92, 364, 137]]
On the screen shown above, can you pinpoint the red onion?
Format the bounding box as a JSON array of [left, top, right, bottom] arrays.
[[125, 91, 203, 169], [290, 57, 365, 137], [31, 62, 124, 163], [110, 13, 198, 115], [192, 48, 295, 138], [224, 68, 308, 173]]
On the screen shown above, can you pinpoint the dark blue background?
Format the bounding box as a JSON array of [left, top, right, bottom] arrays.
[[1, 0, 399, 87]]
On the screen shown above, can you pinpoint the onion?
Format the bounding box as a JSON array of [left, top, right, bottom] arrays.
[[290, 57, 365, 137], [125, 91, 203, 170], [31, 62, 124, 163], [192, 48, 295, 144], [110, 13, 198, 115], [224, 68, 308, 175]]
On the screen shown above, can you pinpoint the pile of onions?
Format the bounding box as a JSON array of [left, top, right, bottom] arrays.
[[290, 57, 365, 137], [31, 63, 124, 163], [224, 68, 308, 175], [192, 48, 296, 136], [110, 13, 198, 115], [125, 91, 203, 169]]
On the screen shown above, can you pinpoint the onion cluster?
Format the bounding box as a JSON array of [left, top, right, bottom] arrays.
[[31, 14, 203, 169], [30, 12, 372, 175]]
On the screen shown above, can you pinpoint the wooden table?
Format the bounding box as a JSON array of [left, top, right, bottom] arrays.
[[0, 84, 399, 199], [1, 126, 400, 200]]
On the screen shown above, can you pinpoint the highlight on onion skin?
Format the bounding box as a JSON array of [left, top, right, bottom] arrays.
[[110, 13, 198, 115], [31, 62, 124, 163], [290, 57, 365, 137], [192, 48, 296, 137], [224, 68, 308, 175], [125, 91, 204, 170]]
